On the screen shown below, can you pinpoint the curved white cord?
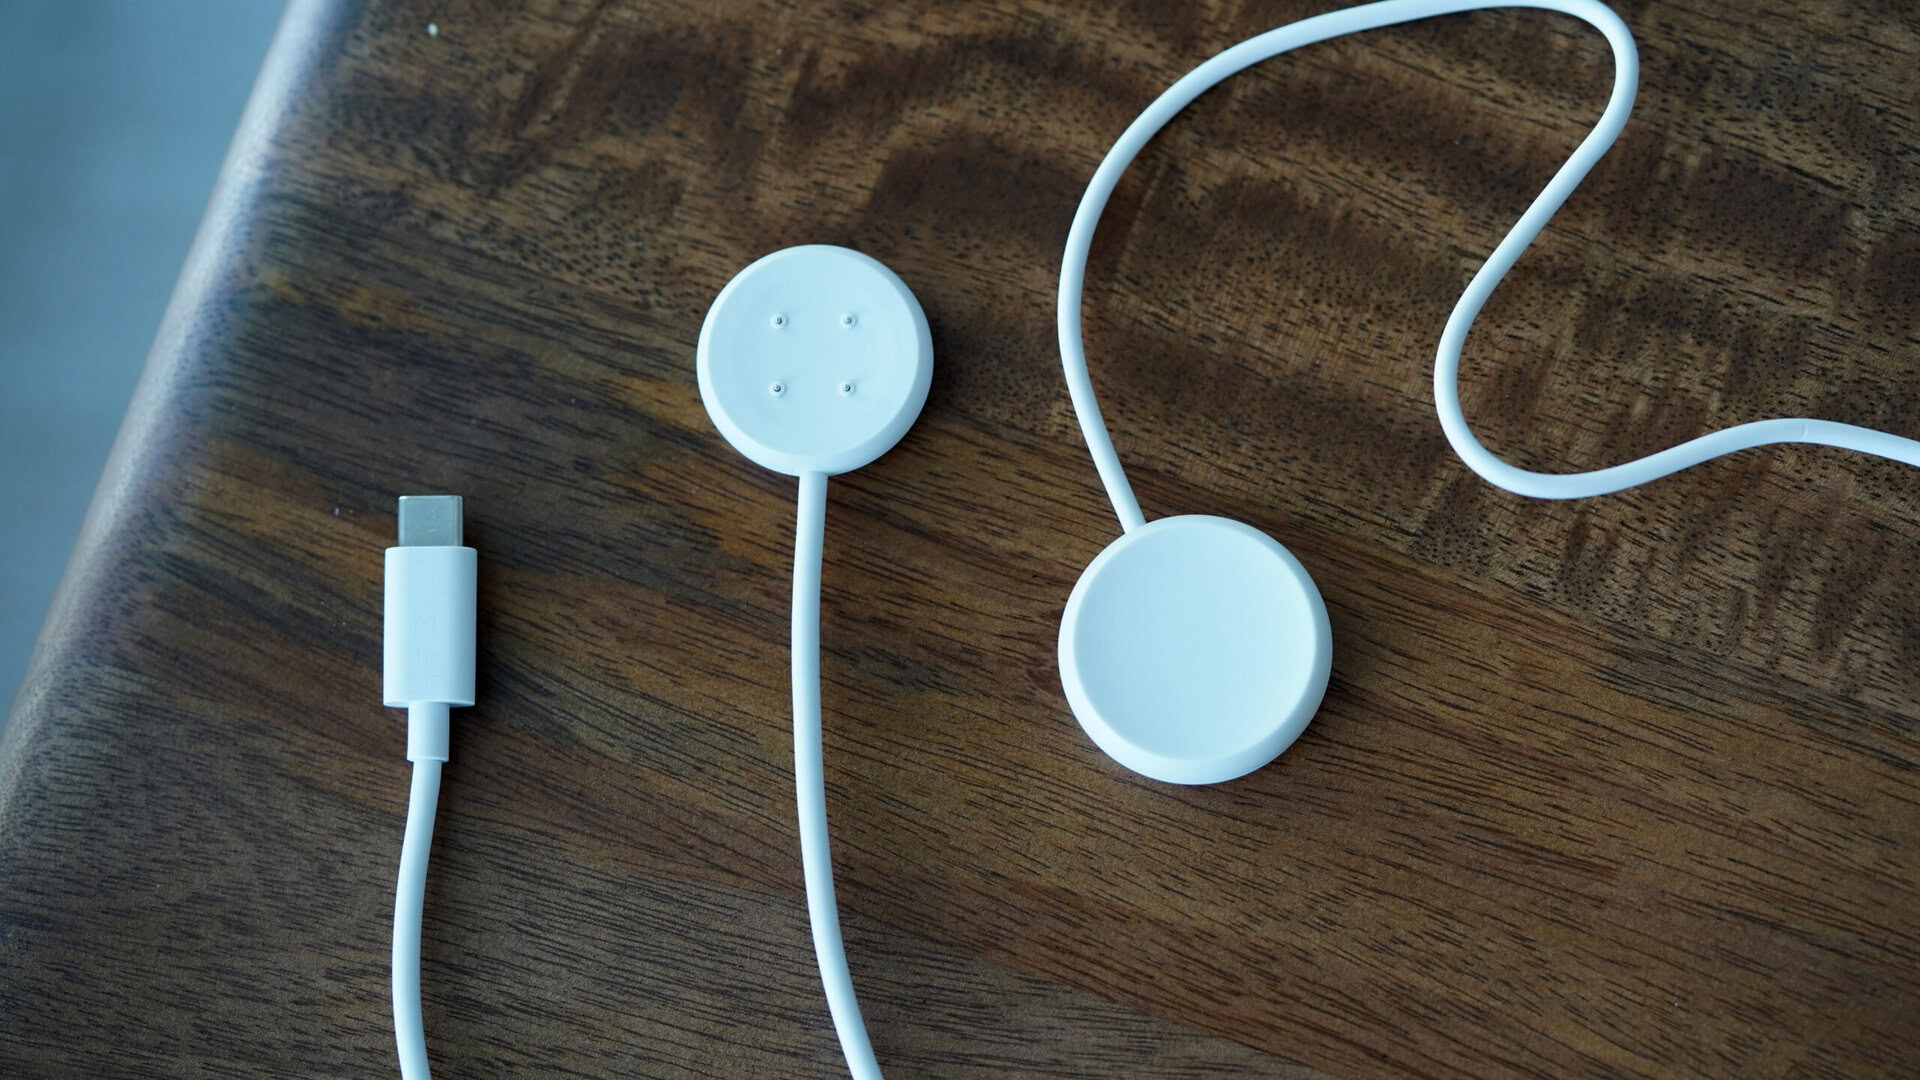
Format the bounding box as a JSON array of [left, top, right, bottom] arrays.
[[393, 741, 444, 1080], [1059, 0, 1920, 526], [793, 471, 885, 1080], [797, 4, 1915, 1076]]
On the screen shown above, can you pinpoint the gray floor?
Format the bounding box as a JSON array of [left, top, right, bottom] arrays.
[[0, 3, 282, 706]]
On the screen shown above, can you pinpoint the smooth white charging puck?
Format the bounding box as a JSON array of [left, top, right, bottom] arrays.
[[1058, 515, 1332, 784], [698, 245, 933, 477]]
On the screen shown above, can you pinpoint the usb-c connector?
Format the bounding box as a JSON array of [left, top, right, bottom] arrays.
[[397, 494, 464, 548], [383, 495, 476, 1080]]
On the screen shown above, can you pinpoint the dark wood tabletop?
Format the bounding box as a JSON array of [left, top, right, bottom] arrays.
[[3, 0, 1917, 1076]]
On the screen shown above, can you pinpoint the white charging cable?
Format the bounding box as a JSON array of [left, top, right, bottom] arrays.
[[791, 472, 886, 1079], [689, 7, 1916, 1075], [1061, 0, 1920, 534], [697, 246, 936, 1079], [383, 495, 478, 1080]]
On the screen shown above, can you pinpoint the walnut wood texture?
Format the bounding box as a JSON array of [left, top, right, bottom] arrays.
[[3, 0, 1917, 1076]]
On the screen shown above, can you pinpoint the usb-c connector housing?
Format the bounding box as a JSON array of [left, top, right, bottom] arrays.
[[397, 494, 464, 548], [384, 497, 476, 762]]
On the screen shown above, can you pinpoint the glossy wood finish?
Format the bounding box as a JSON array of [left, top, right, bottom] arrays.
[[3, 1, 1916, 1076]]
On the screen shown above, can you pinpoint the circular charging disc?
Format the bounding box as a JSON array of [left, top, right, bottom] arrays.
[[698, 245, 933, 477], [1059, 515, 1332, 785]]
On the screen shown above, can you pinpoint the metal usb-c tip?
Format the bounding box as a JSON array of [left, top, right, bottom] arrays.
[[396, 495, 465, 547]]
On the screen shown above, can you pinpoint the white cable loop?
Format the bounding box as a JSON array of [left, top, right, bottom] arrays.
[[1058, 0, 1920, 527], [807, 3, 1920, 1077]]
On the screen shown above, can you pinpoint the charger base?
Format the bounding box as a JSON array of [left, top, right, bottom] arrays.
[[1058, 515, 1332, 785], [697, 245, 933, 477]]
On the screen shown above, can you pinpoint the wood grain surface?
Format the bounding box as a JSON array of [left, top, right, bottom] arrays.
[[3, 0, 1917, 1076]]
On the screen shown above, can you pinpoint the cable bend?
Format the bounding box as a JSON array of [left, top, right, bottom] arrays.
[[1059, 0, 1920, 522]]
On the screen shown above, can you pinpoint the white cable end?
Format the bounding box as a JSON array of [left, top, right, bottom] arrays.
[[406, 703, 452, 763], [384, 495, 477, 762]]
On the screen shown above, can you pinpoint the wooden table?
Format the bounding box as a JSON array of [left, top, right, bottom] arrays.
[[4, 1, 1916, 1076]]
